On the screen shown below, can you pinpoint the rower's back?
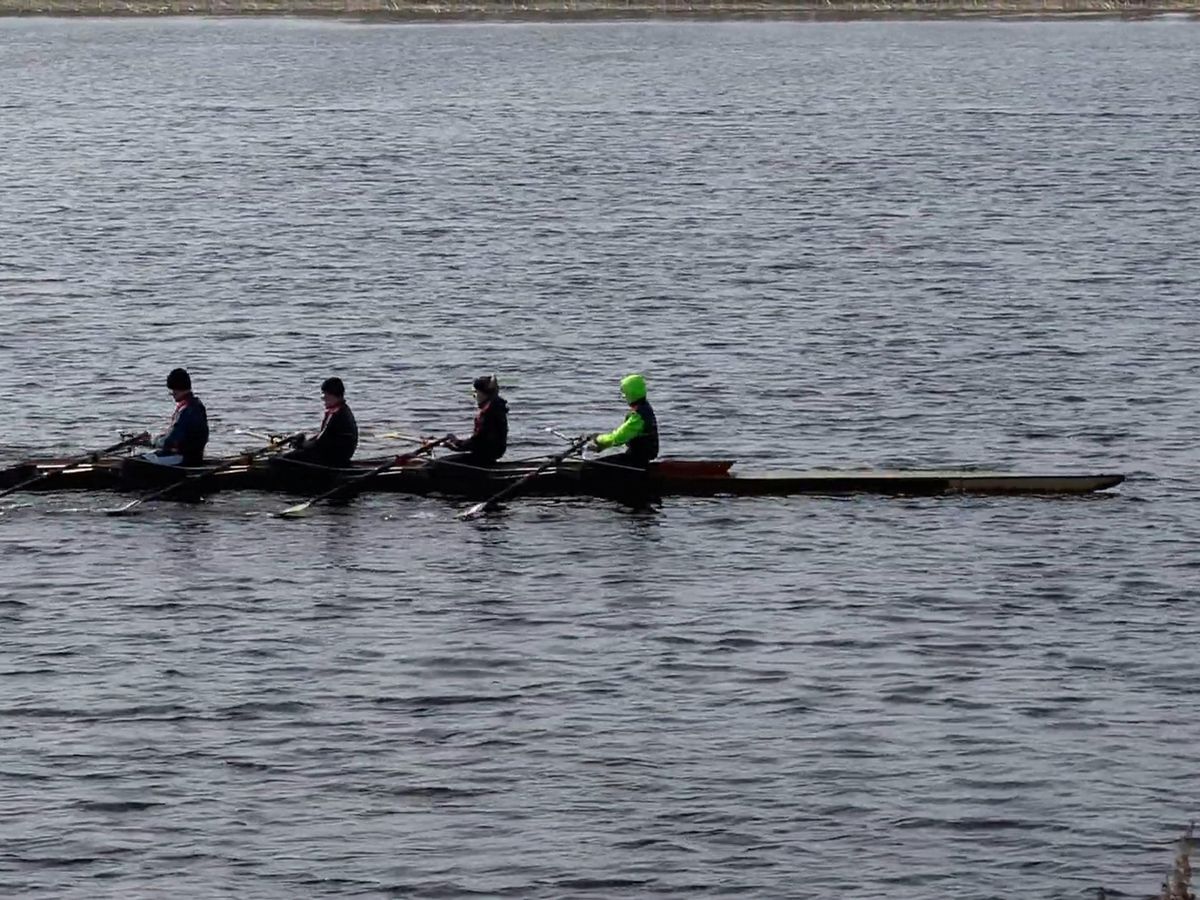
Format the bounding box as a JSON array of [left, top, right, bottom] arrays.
[[176, 395, 209, 466], [321, 403, 358, 466]]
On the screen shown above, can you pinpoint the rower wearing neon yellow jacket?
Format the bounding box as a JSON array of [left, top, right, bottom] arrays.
[[589, 373, 659, 467]]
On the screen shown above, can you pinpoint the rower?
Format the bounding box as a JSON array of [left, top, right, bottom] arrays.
[[441, 374, 508, 467], [145, 367, 209, 466], [589, 373, 659, 468], [286, 376, 358, 467]]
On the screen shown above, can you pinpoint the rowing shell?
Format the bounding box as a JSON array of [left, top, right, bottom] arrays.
[[0, 454, 1125, 499]]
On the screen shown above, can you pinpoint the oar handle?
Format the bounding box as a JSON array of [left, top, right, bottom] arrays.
[[113, 432, 152, 453], [544, 427, 594, 460], [394, 435, 450, 464], [231, 433, 304, 458], [544, 426, 588, 445]]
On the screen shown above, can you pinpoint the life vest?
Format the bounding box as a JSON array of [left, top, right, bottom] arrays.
[[626, 399, 659, 463]]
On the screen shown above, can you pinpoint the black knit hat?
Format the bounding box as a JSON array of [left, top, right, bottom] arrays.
[[166, 368, 191, 391], [472, 374, 499, 395], [321, 376, 346, 398]]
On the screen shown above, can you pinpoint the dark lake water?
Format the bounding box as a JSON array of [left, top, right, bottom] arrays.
[[1, 15, 1198, 899]]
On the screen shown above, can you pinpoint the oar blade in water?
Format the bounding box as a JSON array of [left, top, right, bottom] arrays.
[[275, 501, 314, 519], [457, 501, 490, 521], [103, 499, 144, 517]]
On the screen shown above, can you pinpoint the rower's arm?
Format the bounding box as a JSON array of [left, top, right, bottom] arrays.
[[456, 404, 495, 453], [311, 419, 334, 450], [595, 412, 644, 450], [452, 427, 478, 453], [313, 408, 349, 450], [161, 408, 194, 454]]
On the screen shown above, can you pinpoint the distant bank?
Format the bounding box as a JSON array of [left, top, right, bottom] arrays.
[[1, 0, 1197, 20]]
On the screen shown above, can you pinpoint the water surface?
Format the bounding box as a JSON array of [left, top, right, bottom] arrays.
[[1, 17, 1198, 899]]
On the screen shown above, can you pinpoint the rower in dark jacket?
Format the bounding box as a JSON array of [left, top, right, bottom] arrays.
[[442, 374, 508, 466], [287, 376, 359, 467], [589, 373, 659, 467], [146, 367, 209, 466]]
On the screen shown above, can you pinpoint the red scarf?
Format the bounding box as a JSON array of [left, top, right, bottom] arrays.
[[170, 394, 191, 424], [473, 400, 491, 436], [319, 402, 342, 438]]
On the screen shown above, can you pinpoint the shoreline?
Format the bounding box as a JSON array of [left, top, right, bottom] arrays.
[[2, 0, 1198, 21]]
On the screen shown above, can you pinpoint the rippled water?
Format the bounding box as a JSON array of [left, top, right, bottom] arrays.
[[2, 16, 1199, 899]]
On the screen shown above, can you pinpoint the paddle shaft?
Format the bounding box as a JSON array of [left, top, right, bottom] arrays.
[[544, 426, 601, 460], [544, 427, 580, 445], [233, 429, 276, 443], [108, 436, 301, 515], [377, 431, 426, 444], [544, 426, 657, 472], [281, 436, 449, 514], [240, 428, 407, 442], [461, 434, 590, 519], [0, 435, 146, 501]]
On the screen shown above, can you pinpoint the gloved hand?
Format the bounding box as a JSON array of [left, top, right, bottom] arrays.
[[151, 433, 166, 450], [444, 433, 464, 451], [587, 433, 604, 453], [133, 431, 152, 446]]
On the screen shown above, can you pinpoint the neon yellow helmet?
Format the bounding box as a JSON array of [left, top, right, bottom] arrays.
[[620, 373, 647, 403]]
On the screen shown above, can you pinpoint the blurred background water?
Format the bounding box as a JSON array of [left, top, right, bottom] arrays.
[[1, 16, 1198, 899]]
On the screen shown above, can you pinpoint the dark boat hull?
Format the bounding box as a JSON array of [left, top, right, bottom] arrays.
[[1, 454, 1126, 499]]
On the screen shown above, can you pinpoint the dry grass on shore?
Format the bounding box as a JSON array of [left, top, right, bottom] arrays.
[[0, 0, 1197, 18], [1159, 822, 1196, 900]]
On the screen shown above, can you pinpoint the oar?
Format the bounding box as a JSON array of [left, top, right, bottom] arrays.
[[376, 431, 428, 444], [458, 434, 590, 521], [544, 426, 598, 455], [544, 426, 579, 445], [233, 429, 278, 442], [242, 428, 424, 444], [0, 433, 149, 501], [104, 435, 301, 517], [274, 436, 450, 519]]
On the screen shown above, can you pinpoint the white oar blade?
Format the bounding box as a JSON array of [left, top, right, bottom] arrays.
[[103, 500, 142, 517], [275, 501, 313, 519], [457, 502, 488, 520]]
